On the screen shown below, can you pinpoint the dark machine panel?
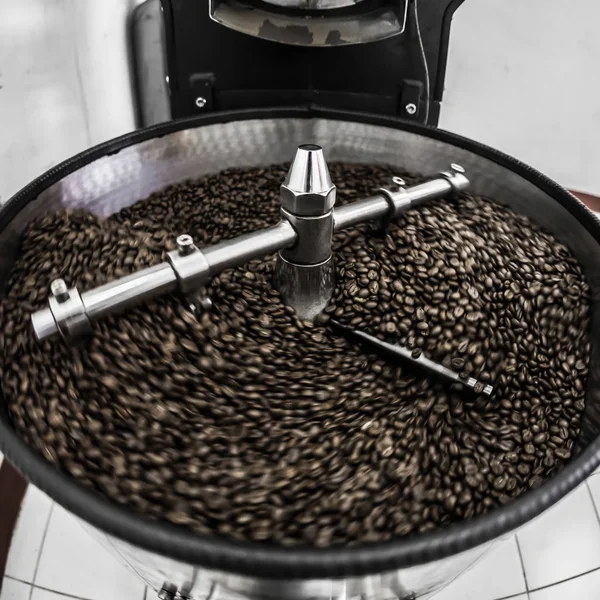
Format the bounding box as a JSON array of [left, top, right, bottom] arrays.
[[131, 0, 464, 126]]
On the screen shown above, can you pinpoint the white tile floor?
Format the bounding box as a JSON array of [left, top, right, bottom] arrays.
[[3, 457, 600, 600]]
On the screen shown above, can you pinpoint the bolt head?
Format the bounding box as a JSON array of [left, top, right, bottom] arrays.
[[199, 296, 213, 310], [451, 163, 465, 174], [195, 96, 206, 108], [176, 234, 195, 256], [50, 279, 69, 302], [188, 295, 212, 316], [392, 176, 406, 188], [405, 103, 417, 115], [280, 145, 336, 216]]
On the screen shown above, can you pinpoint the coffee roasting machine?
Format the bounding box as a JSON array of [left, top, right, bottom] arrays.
[[3, 1, 600, 600]]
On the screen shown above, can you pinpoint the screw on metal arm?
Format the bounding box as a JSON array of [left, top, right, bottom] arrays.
[[50, 279, 70, 303]]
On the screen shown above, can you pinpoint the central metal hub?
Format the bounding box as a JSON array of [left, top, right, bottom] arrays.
[[280, 144, 335, 266], [273, 145, 337, 320]]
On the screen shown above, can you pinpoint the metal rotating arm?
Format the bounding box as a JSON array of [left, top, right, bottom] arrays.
[[30, 146, 469, 344], [32, 221, 298, 343]]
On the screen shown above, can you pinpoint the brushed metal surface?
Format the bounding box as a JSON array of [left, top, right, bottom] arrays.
[[77, 515, 495, 600]]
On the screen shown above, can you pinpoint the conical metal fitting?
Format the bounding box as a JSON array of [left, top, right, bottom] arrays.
[[274, 144, 336, 320], [280, 144, 336, 217]]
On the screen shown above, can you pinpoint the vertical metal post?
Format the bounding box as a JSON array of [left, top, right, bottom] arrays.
[[273, 144, 336, 320]]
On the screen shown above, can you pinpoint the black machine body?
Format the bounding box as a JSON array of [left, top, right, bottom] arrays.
[[131, 0, 464, 127]]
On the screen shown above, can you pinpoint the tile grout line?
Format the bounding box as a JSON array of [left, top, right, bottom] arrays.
[[27, 501, 55, 600], [5, 574, 32, 586], [519, 483, 600, 595], [7, 572, 114, 600], [493, 591, 533, 600], [514, 482, 600, 595], [514, 534, 529, 594], [29, 582, 97, 600], [7, 571, 100, 600], [525, 565, 600, 595]]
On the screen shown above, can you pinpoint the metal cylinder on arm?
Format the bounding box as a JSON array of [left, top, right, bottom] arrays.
[[273, 145, 336, 320]]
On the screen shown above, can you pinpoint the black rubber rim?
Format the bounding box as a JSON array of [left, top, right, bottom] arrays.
[[2, 105, 600, 579]]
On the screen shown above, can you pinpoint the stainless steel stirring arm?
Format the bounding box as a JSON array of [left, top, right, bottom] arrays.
[[31, 144, 469, 344]]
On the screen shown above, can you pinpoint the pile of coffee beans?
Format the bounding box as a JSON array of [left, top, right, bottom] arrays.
[[0, 162, 591, 547]]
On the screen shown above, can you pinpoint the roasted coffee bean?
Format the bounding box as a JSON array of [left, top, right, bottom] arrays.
[[0, 162, 590, 548]]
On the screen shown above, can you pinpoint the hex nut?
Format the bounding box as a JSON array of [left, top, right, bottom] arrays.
[[280, 184, 336, 217]]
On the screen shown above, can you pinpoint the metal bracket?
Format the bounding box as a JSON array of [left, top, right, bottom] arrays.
[[438, 164, 469, 197], [400, 79, 424, 121], [166, 234, 212, 314], [377, 175, 409, 231], [46, 279, 92, 342]]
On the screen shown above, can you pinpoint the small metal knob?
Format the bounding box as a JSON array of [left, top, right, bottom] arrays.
[[50, 279, 70, 303], [188, 294, 213, 315], [176, 234, 196, 256], [439, 164, 469, 197], [198, 296, 213, 310]]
